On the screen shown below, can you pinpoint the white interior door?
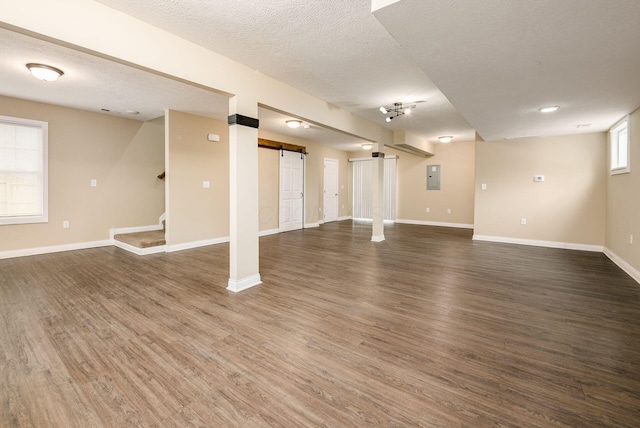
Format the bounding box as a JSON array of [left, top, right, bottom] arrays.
[[323, 158, 339, 223], [279, 150, 304, 232]]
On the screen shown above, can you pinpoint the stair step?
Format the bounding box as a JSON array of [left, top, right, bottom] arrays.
[[114, 230, 166, 249]]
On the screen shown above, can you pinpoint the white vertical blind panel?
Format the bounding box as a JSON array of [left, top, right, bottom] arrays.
[[352, 157, 397, 221]]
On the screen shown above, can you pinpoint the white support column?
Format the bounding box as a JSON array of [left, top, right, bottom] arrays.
[[371, 143, 385, 242], [227, 96, 262, 292]]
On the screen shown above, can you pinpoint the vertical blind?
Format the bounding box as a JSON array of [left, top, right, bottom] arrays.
[[352, 157, 397, 221]]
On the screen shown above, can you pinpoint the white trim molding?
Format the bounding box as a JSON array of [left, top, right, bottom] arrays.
[[396, 219, 474, 229], [472, 235, 604, 252], [0, 240, 112, 260], [338, 216, 353, 221], [304, 222, 320, 228], [112, 240, 166, 256], [165, 236, 229, 253], [259, 228, 280, 237], [604, 247, 640, 285], [227, 274, 262, 292]]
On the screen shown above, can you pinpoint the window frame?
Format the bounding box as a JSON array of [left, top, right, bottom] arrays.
[[0, 115, 49, 225], [610, 115, 630, 175]]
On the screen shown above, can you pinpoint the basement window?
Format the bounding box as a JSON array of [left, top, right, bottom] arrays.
[[610, 116, 630, 175], [0, 116, 48, 225]]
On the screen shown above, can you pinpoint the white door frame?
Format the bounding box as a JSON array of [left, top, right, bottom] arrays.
[[323, 157, 339, 223]]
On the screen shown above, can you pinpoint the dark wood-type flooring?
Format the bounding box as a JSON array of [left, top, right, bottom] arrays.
[[2, 221, 640, 426]]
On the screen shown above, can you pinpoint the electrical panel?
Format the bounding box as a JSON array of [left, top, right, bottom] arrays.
[[427, 165, 441, 190]]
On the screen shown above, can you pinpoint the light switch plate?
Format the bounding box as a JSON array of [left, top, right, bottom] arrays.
[[203, 181, 210, 189]]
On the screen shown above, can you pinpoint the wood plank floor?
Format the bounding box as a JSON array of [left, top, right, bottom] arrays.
[[2, 220, 640, 427]]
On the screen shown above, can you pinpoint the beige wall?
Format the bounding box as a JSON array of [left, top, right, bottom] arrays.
[[387, 141, 476, 225], [258, 147, 279, 231], [474, 133, 607, 245], [0, 95, 165, 252], [165, 110, 229, 246], [258, 130, 352, 227], [606, 108, 640, 273]]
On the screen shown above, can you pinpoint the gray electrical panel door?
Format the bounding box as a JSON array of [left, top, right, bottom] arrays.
[[427, 165, 440, 190]]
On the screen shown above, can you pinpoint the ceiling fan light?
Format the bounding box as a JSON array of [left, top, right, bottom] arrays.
[[286, 119, 302, 128], [404, 107, 411, 115], [385, 117, 392, 123], [379, 106, 388, 114], [439, 136, 453, 143], [26, 63, 64, 82]]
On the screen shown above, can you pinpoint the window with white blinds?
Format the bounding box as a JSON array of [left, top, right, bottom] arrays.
[[352, 156, 397, 221], [0, 116, 48, 225]]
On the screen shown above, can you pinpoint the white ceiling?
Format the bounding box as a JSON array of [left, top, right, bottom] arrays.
[[2, 0, 640, 147], [373, 0, 640, 140]]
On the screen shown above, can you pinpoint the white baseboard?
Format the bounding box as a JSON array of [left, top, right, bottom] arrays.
[[165, 236, 229, 253], [113, 240, 166, 256], [110, 224, 163, 239], [395, 219, 474, 229], [0, 240, 112, 260], [227, 274, 262, 292], [472, 234, 604, 252], [371, 234, 385, 242], [338, 216, 353, 221], [604, 247, 640, 285], [259, 228, 279, 237], [305, 222, 320, 228]]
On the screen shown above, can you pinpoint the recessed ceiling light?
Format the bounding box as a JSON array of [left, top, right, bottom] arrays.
[[439, 136, 453, 143], [26, 63, 64, 82], [539, 106, 559, 113], [286, 120, 302, 129], [126, 110, 140, 115], [101, 108, 111, 112], [361, 143, 373, 150], [576, 123, 591, 128]]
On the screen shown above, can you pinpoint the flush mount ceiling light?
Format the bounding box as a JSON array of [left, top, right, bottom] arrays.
[[539, 106, 559, 113], [286, 119, 302, 129], [361, 143, 373, 150], [379, 102, 416, 123], [26, 63, 64, 82], [439, 136, 453, 143]]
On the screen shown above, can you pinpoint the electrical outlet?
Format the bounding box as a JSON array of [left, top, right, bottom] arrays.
[[534, 175, 545, 182], [91, 179, 97, 187], [447, 208, 452, 214], [426, 208, 430, 213], [63, 220, 70, 229], [481, 183, 487, 190], [203, 180, 210, 189], [521, 218, 527, 225], [631, 234, 634, 245]]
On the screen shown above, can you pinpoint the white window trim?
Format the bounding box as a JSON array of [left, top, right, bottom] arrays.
[[0, 115, 49, 225], [610, 115, 630, 175]]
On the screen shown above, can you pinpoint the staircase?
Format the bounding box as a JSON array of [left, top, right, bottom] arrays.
[[113, 219, 166, 255]]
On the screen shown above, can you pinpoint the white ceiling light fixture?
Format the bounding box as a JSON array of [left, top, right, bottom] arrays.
[[539, 106, 559, 113], [26, 63, 64, 82], [439, 136, 453, 143], [286, 119, 302, 128], [362, 143, 373, 150], [379, 102, 416, 122]]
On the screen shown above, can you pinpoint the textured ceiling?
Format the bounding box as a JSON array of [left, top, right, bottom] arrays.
[[0, 27, 367, 150], [0, 27, 228, 122], [97, 0, 476, 143], [3, 0, 638, 146], [374, 0, 640, 140]]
